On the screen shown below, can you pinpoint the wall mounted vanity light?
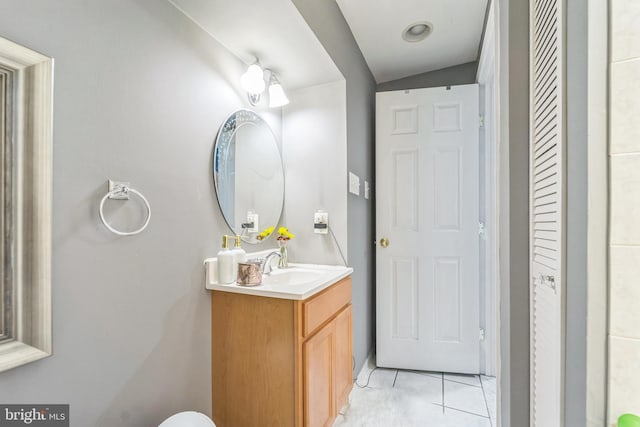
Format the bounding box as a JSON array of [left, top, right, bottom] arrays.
[[240, 61, 266, 105], [267, 72, 289, 108], [240, 60, 289, 108]]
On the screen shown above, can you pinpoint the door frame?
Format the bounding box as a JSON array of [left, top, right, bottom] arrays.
[[491, 0, 607, 423], [580, 0, 608, 424], [476, 0, 499, 378]]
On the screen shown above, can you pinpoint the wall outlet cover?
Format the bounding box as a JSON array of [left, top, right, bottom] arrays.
[[247, 212, 259, 232], [314, 211, 329, 234]]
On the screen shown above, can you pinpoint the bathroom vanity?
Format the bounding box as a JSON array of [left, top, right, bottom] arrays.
[[208, 264, 353, 427], [209, 107, 352, 426]]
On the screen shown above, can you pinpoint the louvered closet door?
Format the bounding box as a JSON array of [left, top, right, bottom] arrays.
[[530, 0, 565, 425]]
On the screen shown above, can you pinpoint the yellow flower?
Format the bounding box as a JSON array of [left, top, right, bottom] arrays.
[[277, 226, 295, 239], [257, 226, 275, 240]]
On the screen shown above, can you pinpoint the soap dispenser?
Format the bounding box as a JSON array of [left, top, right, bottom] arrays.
[[217, 235, 234, 284], [230, 235, 247, 282]]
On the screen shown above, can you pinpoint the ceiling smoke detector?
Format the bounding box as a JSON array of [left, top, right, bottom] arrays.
[[402, 22, 433, 42]]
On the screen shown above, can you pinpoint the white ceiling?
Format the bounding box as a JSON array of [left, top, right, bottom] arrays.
[[336, 0, 488, 83], [169, 0, 343, 91]]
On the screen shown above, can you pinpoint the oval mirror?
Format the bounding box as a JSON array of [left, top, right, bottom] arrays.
[[213, 109, 284, 244]]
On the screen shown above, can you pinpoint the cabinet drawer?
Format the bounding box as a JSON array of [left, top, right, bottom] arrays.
[[302, 277, 351, 337]]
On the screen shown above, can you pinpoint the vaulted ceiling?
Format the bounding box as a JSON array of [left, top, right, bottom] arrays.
[[335, 0, 488, 83], [169, 0, 343, 91]]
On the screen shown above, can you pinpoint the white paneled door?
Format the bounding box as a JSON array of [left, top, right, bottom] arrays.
[[376, 85, 480, 374]]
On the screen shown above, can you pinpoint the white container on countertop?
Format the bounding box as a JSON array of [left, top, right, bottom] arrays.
[[217, 235, 234, 284], [230, 235, 247, 282]]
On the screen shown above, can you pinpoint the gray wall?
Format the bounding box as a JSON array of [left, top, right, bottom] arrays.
[[283, 80, 349, 265], [376, 61, 478, 92], [0, 0, 264, 425], [498, 0, 530, 424], [290, 0, 377, 373], [565, 0, 589, 424]]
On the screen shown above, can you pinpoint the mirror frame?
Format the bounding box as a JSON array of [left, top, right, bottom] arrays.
[[213, 109, 284, 244], [0, 37, 53, 372]]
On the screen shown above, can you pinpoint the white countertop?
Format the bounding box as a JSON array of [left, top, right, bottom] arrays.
[[204, 259, 353, 300]]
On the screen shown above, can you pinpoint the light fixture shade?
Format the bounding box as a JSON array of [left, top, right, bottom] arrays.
[[241, 63, 265, 95], [268, 78, 289, 108]]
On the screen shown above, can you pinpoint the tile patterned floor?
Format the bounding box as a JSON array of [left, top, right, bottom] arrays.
[[333, 367, 497, 427]]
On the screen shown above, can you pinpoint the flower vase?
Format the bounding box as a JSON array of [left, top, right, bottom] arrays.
[[278, 240, 288, 268]]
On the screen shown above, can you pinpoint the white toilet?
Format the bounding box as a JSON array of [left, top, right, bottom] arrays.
[[158, 411, 216, 427]]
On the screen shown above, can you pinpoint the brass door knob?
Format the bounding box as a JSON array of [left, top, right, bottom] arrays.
[[380, 238, 389, 248]]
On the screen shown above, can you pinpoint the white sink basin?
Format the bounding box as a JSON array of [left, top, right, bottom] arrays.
[[204, 258, 353, 300], [261, 267, 324, 286]]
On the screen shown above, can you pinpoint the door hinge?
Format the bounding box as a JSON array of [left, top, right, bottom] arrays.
[[478, 222, 486, 238], [480, 328, 485, 341], [479, 115, 484, 128]]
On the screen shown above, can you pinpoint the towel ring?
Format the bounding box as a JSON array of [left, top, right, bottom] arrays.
[[99, 183, 151, 236]]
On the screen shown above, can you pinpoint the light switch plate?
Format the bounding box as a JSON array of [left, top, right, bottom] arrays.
[[364, 181, 370, 200], [349, 172, 360, 196]]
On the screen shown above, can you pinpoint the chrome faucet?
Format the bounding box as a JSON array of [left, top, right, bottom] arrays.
[[261, 251, 282, 274]]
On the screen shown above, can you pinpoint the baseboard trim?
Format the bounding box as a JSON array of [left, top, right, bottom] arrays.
[[355, 351, 376, 384]]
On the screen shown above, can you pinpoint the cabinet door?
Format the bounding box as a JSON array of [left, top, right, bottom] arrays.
[[303, 321, 334, 427], [334, 305, 353, 411]]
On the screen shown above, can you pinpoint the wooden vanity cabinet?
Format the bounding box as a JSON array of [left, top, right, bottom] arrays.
[[211, 276, 353, 427], [304, 304, 352, 427]]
